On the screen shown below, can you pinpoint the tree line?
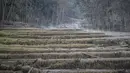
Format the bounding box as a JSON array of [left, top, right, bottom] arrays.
[[0, 0, 81, 27], [0, 0, 130, 31], [77, 0, 130, 32], [0, 0, 67, 27]]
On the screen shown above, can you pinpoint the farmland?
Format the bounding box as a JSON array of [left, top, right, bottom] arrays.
[[0, 28, 130, 73]]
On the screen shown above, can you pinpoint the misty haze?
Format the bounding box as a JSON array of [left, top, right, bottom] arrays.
[[0, 0, 130, 73]]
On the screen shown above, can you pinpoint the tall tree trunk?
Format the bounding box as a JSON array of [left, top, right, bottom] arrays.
[[2, 0, 7, 21], [6, 0, 16, 21], [0, 0, 3, 21]]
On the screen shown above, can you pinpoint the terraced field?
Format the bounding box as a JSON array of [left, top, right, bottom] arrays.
[[0, 28, 130, 73]]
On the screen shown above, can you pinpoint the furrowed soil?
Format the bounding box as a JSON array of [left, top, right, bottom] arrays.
[[0, 28, 130, 73]]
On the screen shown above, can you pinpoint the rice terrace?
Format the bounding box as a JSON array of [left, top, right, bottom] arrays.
[[0, 28, 129, 73]]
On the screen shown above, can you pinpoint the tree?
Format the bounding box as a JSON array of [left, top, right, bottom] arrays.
[[77, 0, 130, 31]]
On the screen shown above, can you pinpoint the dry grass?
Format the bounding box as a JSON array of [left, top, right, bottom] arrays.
[[0, 29, 105, 37], [1, 58, 130, 69], [0, 37, 127, 46], [1, 51, 130, 59], [0, 52, 95, 59], [0, 37, 101, 45]]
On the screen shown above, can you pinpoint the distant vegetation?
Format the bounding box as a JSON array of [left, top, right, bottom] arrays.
[[0, 0, 60, 26], [0, 0, 130, 31], [0, 0, 81, 27], [77, 0, 130, 32]]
